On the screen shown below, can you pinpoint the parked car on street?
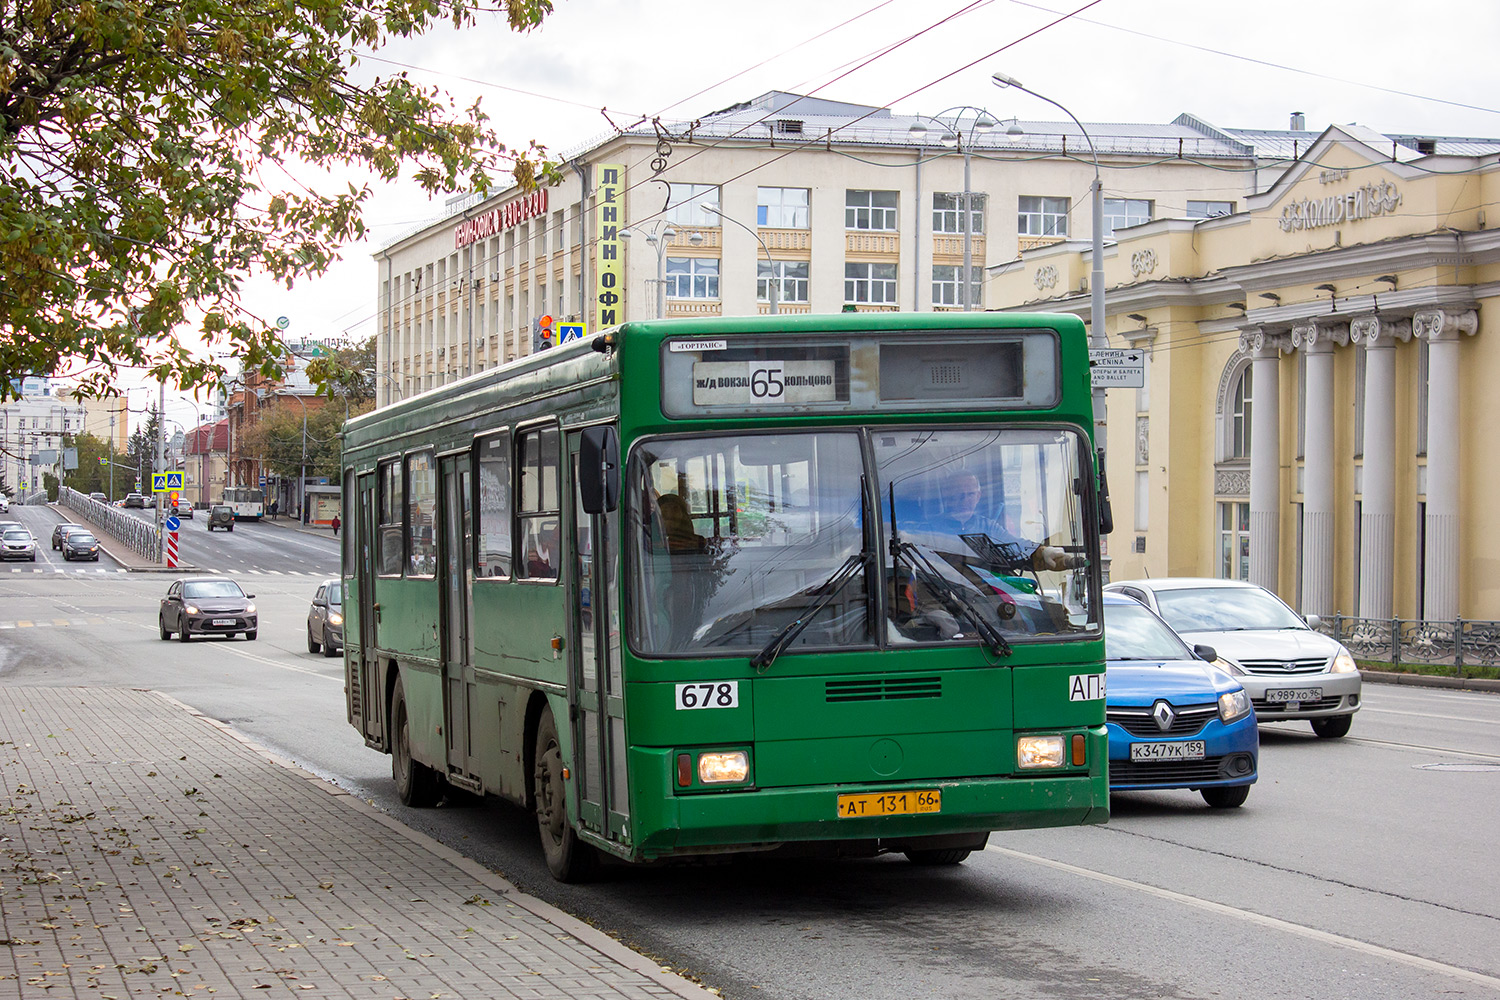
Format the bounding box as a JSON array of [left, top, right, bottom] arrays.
[[306, 578, 344, 657], [159, 578, 257, 642], [61, 531, 100, 561], [1102, 595, 1258, 808], [173, 499, 195, 519], [124, 493, 147, 508], [2, 527, 37, 561], [1104, 578, 1362, 738], [206, 505, 235, 531], [52, 522, 84, 549]]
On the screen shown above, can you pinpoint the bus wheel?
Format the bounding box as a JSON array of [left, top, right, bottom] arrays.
[[392, 677, 439, 807], [533, 708, 597, 882], [903, 848, 972, 866]]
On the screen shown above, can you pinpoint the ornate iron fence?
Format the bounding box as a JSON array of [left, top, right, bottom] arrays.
[[60, 487, 161, 562], [1316, 614, 1500, 677]]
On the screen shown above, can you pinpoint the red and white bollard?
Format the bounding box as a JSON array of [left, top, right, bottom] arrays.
[[166, 530, 178, 568]]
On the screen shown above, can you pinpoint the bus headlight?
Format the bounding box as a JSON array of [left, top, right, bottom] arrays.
[[1016, 735, 1065, 769], [697, 751, 749, 784], [1218, 689, 1251, 724], [1331, 650, 1358, 673]]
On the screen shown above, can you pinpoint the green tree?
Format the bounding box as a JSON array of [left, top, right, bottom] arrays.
[[0, 0, 557, 402], [305, 335, 378, 410], [243, 404, 344, 483], [61, 431, 126, 496], [127, 410, 163, 490]]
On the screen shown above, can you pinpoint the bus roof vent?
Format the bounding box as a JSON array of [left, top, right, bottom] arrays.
[[826, 676, 941, 702]]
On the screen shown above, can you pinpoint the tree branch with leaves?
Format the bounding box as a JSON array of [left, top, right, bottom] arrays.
[[0, 0, 558, 402]]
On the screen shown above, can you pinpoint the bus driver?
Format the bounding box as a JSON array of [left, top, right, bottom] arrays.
[[924, 471, 1077, 573]]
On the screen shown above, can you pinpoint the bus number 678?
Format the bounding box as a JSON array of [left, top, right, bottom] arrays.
[[675, 682, 739, 709]]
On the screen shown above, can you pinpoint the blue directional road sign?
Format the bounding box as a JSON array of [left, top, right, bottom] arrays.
[[165, 516, 180, 532]]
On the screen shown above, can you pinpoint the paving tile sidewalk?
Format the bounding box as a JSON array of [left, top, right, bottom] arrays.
[[0, 688, 716, 1000]]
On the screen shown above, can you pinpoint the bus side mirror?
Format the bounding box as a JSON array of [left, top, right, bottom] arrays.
[[579, 425, 620, 514]]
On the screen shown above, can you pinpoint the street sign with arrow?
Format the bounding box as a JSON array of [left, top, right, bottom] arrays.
[[1090, 348, 1146, 388]]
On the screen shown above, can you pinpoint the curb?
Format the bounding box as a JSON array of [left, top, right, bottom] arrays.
[[152, 691, 722, 1000], [1361, 669, 1500, 694]]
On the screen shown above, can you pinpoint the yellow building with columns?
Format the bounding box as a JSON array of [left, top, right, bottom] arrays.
[[988, 124, 1500, 623]]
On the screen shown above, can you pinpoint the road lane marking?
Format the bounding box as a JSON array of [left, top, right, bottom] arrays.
[[1359, 705, 1500, 726], [113, 617, 343, 681], [986, 845, 1500, 991]]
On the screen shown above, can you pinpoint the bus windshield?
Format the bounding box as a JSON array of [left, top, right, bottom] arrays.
[[626, 427, 1096, 657], [627, 432, 870, 656], [877, 427, 1095, 643]]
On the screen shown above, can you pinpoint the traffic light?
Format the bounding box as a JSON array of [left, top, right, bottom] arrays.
[[531, 314, 555, 353]]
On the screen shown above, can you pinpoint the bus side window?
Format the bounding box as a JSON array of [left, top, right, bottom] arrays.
[[406, 450, 437, 577], [515, 425, 560, 581], [476, 431, 512, 578], [378, 460, 403, 576]]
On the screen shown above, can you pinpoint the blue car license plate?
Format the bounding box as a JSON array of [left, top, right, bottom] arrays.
[[1129, 740, 1206, 761]]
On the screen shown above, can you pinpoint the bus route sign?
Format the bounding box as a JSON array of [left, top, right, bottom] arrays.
[[1089, 348, 1146, 388]]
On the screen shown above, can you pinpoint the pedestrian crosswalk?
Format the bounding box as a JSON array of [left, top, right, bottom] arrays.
[[0, 617, 112, 629]]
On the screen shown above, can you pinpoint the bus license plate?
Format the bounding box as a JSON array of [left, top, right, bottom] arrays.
[[1130, 741, 1206, 762], [1266, 687, 1321, 703], [837, 790, 941, 818]]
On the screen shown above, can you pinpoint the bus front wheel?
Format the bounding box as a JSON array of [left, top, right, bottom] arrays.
[[533, 708, 597, 882], [392, 676, 440, 807]]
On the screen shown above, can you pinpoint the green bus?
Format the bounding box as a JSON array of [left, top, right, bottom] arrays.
[[341, 312, 1111, 880]]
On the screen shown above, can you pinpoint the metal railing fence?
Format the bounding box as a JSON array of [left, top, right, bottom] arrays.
[[1315, 614, 1500, 677], [60, 487, 161, 562]]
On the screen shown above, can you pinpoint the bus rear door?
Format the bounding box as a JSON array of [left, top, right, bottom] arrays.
[[353, 471, 384, 747], [439, 454, 480, 789]]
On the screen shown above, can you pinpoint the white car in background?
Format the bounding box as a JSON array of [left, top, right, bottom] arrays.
[[1104, 578, 1362, 739], [0, 493, 9, 512]]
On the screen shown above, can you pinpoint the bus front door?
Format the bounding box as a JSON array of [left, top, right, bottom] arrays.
[[568, 433, 628, 848], [439, 455, 480, 787], [354, 471, 384, 747]]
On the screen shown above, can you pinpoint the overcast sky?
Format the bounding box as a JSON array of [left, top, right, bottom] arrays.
[[155, 0, 1500, 427]]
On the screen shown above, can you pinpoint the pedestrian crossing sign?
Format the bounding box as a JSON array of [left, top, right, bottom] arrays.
[[152, 471, 184, 492], [558, 322, 586, 343]]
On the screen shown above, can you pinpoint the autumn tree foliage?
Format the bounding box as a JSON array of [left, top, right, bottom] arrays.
[[0, 0, 556, 401]]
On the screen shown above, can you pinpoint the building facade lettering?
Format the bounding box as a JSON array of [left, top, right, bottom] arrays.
[[1278, 179, 1401, 232], [453, 189, 550, 249]]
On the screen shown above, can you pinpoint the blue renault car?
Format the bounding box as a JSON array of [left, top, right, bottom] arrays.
[[1103, 594, 1259, 808]]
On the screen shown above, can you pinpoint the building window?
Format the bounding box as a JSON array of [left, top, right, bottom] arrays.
[[665, 257, 720, 299], [1018, 196, 1069, 237], [1187, 200, 1234, 218], [1102, 198, 1152, 238], [663, 183, 719, 227], [758, 260, 809, 303], [931, 265, 983, 308], [1231, 364, 1252, 458], [758, 187, 810, 228], [1219, 501, 1250, 581], [933, 193, 985, 235], [845, 190, 898, 231], [844, 262, 897, 304]]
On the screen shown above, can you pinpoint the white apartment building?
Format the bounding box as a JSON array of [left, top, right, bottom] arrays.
[[0, 378, 90, 494], [374, 91, 1298, 407]]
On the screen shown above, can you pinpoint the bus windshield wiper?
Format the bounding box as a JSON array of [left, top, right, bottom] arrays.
[[750, 553, 866, 671], [889, 484, 1011, 658]]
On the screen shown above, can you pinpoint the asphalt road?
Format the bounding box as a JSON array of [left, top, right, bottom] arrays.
[[2, 563, 1497, 1000]]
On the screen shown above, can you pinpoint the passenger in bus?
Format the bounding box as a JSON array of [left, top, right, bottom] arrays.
[[655, 493, 706, 554], [524, 520, 559, 578]]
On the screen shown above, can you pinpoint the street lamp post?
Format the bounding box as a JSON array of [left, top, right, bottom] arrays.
[[992, 71, 1111, 533], [701, 204, 779, 315], [908, 107, 996, 311], [619, 222, 679, 320], [274, 391, 308, 524]]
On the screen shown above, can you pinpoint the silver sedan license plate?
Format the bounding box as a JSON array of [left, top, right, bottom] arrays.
[[1130, 740, 1206, 762], [1266, 687, 1322, 703]]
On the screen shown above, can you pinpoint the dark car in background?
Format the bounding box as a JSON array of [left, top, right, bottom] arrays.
[[306, 578, 343, 657], [61, 531, 100, 561], [52, 522, 83, 549], [207, 505, 235, 531], [124, 493, 147, 508], [89, 492, 107, 504], [159, 578, 257, 642]]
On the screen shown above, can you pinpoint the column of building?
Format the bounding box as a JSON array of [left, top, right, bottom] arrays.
[[1350, 314, 1405, 618], [1414, 308, 1478, 621], [1292, 320, 1345, 617], [1242, 328, 1282, 591]]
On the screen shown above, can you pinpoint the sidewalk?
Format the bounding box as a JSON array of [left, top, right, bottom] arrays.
[[0, 687, 716, 1000]]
